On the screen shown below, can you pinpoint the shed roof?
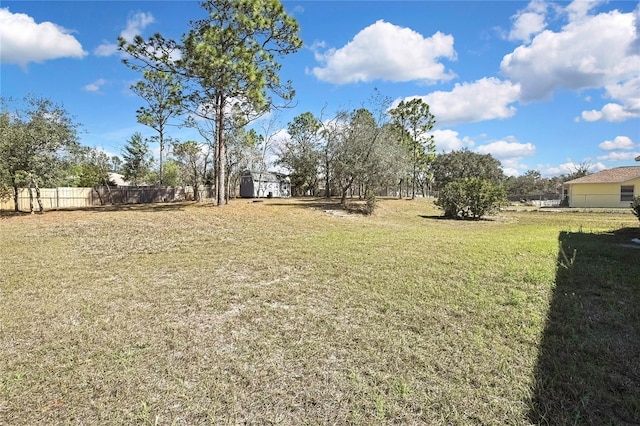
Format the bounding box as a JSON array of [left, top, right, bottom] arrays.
[[242, 170, 289, 182], [564, 166, 640, 184]]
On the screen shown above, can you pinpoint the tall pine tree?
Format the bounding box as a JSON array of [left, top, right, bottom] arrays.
[[119, 0, 302, 205], [121, 132, 152, 186]]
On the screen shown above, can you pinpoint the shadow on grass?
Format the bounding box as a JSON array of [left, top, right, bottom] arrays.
[[0, 201, 194, 216], [0, 210, 33, 219], [1, 197, 375, 217], [260, 197, 342, 209], [418, 214, 496, 221], [263, 197, 374, 215], [528, 227, 640, 425], [90, 202, 192, 213]]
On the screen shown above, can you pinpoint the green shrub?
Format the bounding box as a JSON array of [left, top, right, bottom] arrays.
[[631, 196, 640, 223], [436, 178, 506, 219], [364, 189, 377, 215], [0, 183, 11, 201]]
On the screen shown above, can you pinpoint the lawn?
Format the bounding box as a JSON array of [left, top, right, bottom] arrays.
[[0, 198, 638, 425]]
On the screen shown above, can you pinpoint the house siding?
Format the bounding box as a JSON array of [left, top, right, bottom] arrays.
[[568, 177, 640, 208], [239, 171, 291, 198]]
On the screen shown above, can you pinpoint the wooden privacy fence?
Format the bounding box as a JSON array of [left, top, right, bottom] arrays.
[[0, 186, 214, 212]]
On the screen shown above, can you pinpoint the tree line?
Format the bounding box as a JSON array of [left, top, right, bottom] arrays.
[[1, 0, 590, 216], [0, 93, 272, 212], [0, 91, 588, 216]]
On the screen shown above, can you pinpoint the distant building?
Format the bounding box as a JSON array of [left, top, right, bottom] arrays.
[[108, 172, 130, 187], [563, 166, 640, 208], [239, 170, 291, 198]]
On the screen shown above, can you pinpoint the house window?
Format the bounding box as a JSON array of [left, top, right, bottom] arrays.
[[621, 185, 634, 202]]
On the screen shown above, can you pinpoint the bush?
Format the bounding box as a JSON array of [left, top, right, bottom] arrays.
[[631, 196, 640, 223], [0, 183, 11, 201], [364, 189, 377, 215], [436, 178, 506, 219]]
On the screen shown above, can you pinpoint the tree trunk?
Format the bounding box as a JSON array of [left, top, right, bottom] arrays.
[[340, 176, 355, 205], [34, 180, 43, 213], [256, 171, 264, 198], [215, 95, 227, 206], [28, 186, 34, 214], [12, 184, 19, 212], [325, 157, 331, 198], [412, 145, 417, 200], [226, 167, 232, 200], [93, 186, 104, 206], [217, 139, 226, 205], [159, 130, 164, 186], [103, 180, 114, 205]]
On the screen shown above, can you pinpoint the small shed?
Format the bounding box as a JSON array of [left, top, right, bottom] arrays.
[[239, 170, 291, 198]]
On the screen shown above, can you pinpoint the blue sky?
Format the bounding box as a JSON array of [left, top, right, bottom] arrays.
[[2, 0, 639, 177]]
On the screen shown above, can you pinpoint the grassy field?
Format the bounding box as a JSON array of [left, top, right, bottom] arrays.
[[0, 198, 638, 425]]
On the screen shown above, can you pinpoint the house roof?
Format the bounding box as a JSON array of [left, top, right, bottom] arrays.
[[108, 172, 130, 186], [564, 166, 640, 184]]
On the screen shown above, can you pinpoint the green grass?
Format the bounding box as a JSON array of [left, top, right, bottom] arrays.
[[0, 198, 638, 424]]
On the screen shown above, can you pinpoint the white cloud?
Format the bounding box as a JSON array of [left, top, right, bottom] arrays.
[[476, 139, 536, 160], [83, 78, 107, 93], [597, 151, 640, 162], [311, 20, 456, 85], [94, 43, 119, 57], [508, 12, 546, 42], [565, 0, 605, 22], [581, 103, 639, 122], [501, 158, 534, 177], [291, 5, 305, 16], [541, 160, 606, 177], [541, 162, 576, 176], [410, 78, 520, 126], [502, 168, 520, 177], [94, 45, 117, 58], [430, 129, 474, 153], [94, 11, 155, 57], [598, 136, 635, 151], [508, 0, 549, 42], [607, 77, 640, 110], [579, 75, 640, 122], [500, 4, 639, 102], [0, 8, 86, 67], [121, 12, 154, 42]]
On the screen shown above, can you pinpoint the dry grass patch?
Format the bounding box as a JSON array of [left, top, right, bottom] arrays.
[[0, 198, 638, 424]]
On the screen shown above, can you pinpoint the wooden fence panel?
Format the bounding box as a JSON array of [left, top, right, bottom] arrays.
[[1, 186, 215, 211], [0, 187, 98, 211]]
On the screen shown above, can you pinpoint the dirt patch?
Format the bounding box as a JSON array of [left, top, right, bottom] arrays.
[[323, 209, 354, 218]]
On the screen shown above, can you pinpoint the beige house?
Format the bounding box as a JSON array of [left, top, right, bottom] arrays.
[[563, 166, 640, 208]]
